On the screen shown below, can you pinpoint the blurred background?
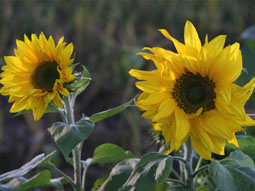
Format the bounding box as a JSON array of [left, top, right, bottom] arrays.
[[0, 0, 255, 190]]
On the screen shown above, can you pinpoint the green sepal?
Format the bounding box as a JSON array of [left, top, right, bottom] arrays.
[[89, 98, 135, 123], [65, 64, 91, 97], [48, 119, 94, 159]]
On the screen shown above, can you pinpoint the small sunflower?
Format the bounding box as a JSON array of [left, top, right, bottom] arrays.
[[0, 33, 76, 121], [129, 21, 255, 160]]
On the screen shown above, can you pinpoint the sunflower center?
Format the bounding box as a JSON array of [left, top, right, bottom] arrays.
[[32, 62, 60, 91], [172, 72, 216, 114]]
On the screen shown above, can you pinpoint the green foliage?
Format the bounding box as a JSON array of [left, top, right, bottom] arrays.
[[225, 136, 255, 163], [0, 184, 17, 191], [91, 143, 134, 165], [92, 178, 106, 191], [209, 150, 255, 191], [48, 119, 94, 159], [19, 170, 57, 191], [0, 154, 46, 182], [155, 182, 170, 191], [120, 152, 173, 191], [0, 152, 67, 191], [99, 159, 138, 191], [89, 98, 135, 123], [37, 150, 57, 168], [92, 152, 173, 191]]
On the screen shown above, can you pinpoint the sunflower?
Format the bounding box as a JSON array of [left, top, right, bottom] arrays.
[[0, 33, 76, 121], [129, 21, 255, 160]]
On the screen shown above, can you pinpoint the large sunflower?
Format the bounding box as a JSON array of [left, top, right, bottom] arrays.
[[0, 33, 76, 121], [129, 21, 255, 160]]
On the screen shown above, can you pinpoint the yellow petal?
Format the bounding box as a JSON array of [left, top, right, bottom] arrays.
[[216, 85, 232, 104], [231, 78, 255, 105], [138, 92, 168, 105], [10, 96, 28, 113], [200, 111, 236, 139], [53, 93, 63, 108], [205, 35, 226, 59], [190, 134, 212, 160], [191, 119, 214, 152], [32, 98, 49, 121], [153, 98, 176, 121], [158, 29, 186, 54], [184, 21, 201, 53], [210, 134, 225, 155], [129, 69, 160, 81], [174, 108, 190, 141], [153, 123, 163, 132], [62, 43, 74, 61], [227, 133, 239, 148], [136, 81, 168, 93]]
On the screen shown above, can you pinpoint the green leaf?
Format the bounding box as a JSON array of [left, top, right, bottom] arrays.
[[89, 98, 134, 123], [19, 170, 55, 191], [48, 119, 94, 159], [221, 149, 255, 167], [65, 64, 91, 97], [155, 182, 170, 191], [92, 178, 106, 191], [226, 136, 255, 163], [99, 158, 139, 191], [37, 150, 57, 168], [50, 177, 67, 191], [209, 150, 255, 191], [121, 152, 173, 191], [91, 143, 134, 165], [0, 154, 46, 182], [0, 184, 17, 191]]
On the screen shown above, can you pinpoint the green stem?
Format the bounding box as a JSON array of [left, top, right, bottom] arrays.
[[172, 156, 188, 164], [184, 138, 195, 191], [167, 178, 186, 188], [72, 147, 82, 191], [194, 157, 203, 172], [171, 169, 181, 180], [50, 163, 76, 189], [192, 164, 209, 178], [81, 161, 90, 191], [63, 95, 82, 191]]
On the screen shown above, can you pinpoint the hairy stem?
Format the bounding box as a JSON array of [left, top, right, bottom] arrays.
[[167, 178, 186, 188], [50, 163, 76, 189], [64, 95, 82, 191], [192, 165, 209, 178], [184, 138, 195, 191]]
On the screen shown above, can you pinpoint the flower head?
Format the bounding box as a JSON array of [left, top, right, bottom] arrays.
[[129, 21, 255, 160], [0, 32, 76, 121]]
